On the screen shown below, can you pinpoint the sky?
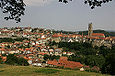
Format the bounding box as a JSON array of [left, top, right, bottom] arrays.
[[0, 0, 115, 31]]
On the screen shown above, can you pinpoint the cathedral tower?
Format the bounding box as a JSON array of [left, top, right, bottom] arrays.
[[88, 23, 93, 37]]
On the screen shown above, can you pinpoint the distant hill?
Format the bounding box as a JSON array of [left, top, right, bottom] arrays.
[[78, 29, 115, 37]]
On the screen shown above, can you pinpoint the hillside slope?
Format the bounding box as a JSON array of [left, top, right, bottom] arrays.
[[0, 64, 109, 76]]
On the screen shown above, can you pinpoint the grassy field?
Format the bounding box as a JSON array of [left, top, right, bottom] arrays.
[[0, 64, 109, 76]]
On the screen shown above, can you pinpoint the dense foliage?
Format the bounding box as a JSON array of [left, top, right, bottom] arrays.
[[0, 57, 2, 64], [5, 54, 29, 66], [101, 53, 115, 75], [0, 37, 28, 43], [51, 41, 115, 75], [59, 0, 112, 9], [44, 54, 60, 61], [0, 0, 25, 23], [108, 32, 115, 36]]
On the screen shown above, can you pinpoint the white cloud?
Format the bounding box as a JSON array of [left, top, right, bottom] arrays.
[[24, 0, 55, 6]]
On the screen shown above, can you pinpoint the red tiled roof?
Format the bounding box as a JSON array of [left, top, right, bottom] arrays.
[[59, 57, 68, 61], [25, 48, 30, 51], [68, 61, 83, 68], [37, 38, 41, 41], [52, 34, 63, 37], [23, 57, 31, 60], [0, 48, 6, 51], [38, 52, 47, 55], [92, 33, 105, 36], [105, 37, 111, 40], [47, 59, 58, 66], [99, 37, 105, 40], [2, 56, 7, 62], [47, 56, 83, 69], [89, 37, 99, 39], [25, 41, 30, 43], [111, 37, 115, 40]]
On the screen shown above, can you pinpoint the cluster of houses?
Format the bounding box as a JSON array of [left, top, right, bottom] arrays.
[[0, 27, 114, 70], [52, 33, 115, 48], [47, 56, 84, 71]]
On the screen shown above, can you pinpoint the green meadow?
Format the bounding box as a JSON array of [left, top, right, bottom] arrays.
[[0, 64, 109, 76]]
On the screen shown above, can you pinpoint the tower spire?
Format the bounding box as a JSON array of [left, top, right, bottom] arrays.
[[88, 23, 93, 38]]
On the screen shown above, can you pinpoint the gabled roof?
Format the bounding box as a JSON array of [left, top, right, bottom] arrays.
[[25, 48, 30, 51], [1, 56, 7, 62], [59, 57, 68, 61], [52, 34, 63, 37], [111, 37, 115, 40], [47, 56, 83, 69], [23, 56, 31, 60], [47, 59, 58, 66], [38, 52, 47, 55], [92, 33, 105, 36]]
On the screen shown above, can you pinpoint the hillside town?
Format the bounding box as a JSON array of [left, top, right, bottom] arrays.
[[0, 23, 115, 71]]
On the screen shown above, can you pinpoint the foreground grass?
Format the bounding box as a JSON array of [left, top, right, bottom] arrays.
[[0, 64, 109, 76]]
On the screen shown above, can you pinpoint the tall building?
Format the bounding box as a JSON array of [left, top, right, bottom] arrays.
[[88, 23, 93, 37]]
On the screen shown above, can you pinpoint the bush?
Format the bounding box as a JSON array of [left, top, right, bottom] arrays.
[[5, 54, 29, 66], [0, 57, 3, 64], [91, 66, 100, 73], [5, 54, 18, 65], [17, 57, 29, 66]]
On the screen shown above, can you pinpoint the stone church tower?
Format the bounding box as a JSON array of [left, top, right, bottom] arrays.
[[88, 23, 93, 37]]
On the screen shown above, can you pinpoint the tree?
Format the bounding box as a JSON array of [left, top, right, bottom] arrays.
[[0, 0, 113, 22], [5, 54, 18, 65], [44, 54, 60, 60], [101, 53, 115, 75], [0, 0, 25, 23], [5, 54, 29, 66], [44, 54, 50, 60], [0, 57, 2, 63], [59, 0, 112, 8], [68, 54, 86, 64], [18, 57, 29, 66], [85, 55, 105, 68], [59, 0, 112, 9]]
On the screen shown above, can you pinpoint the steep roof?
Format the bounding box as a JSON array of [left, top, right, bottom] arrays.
[[38, 52, 47, 55], [47, 59, 58, 66], [111, 37, 115, 40], [47, 56, 83, 69], [92, 33, 105, 36], [59, 57, 68, 61]]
